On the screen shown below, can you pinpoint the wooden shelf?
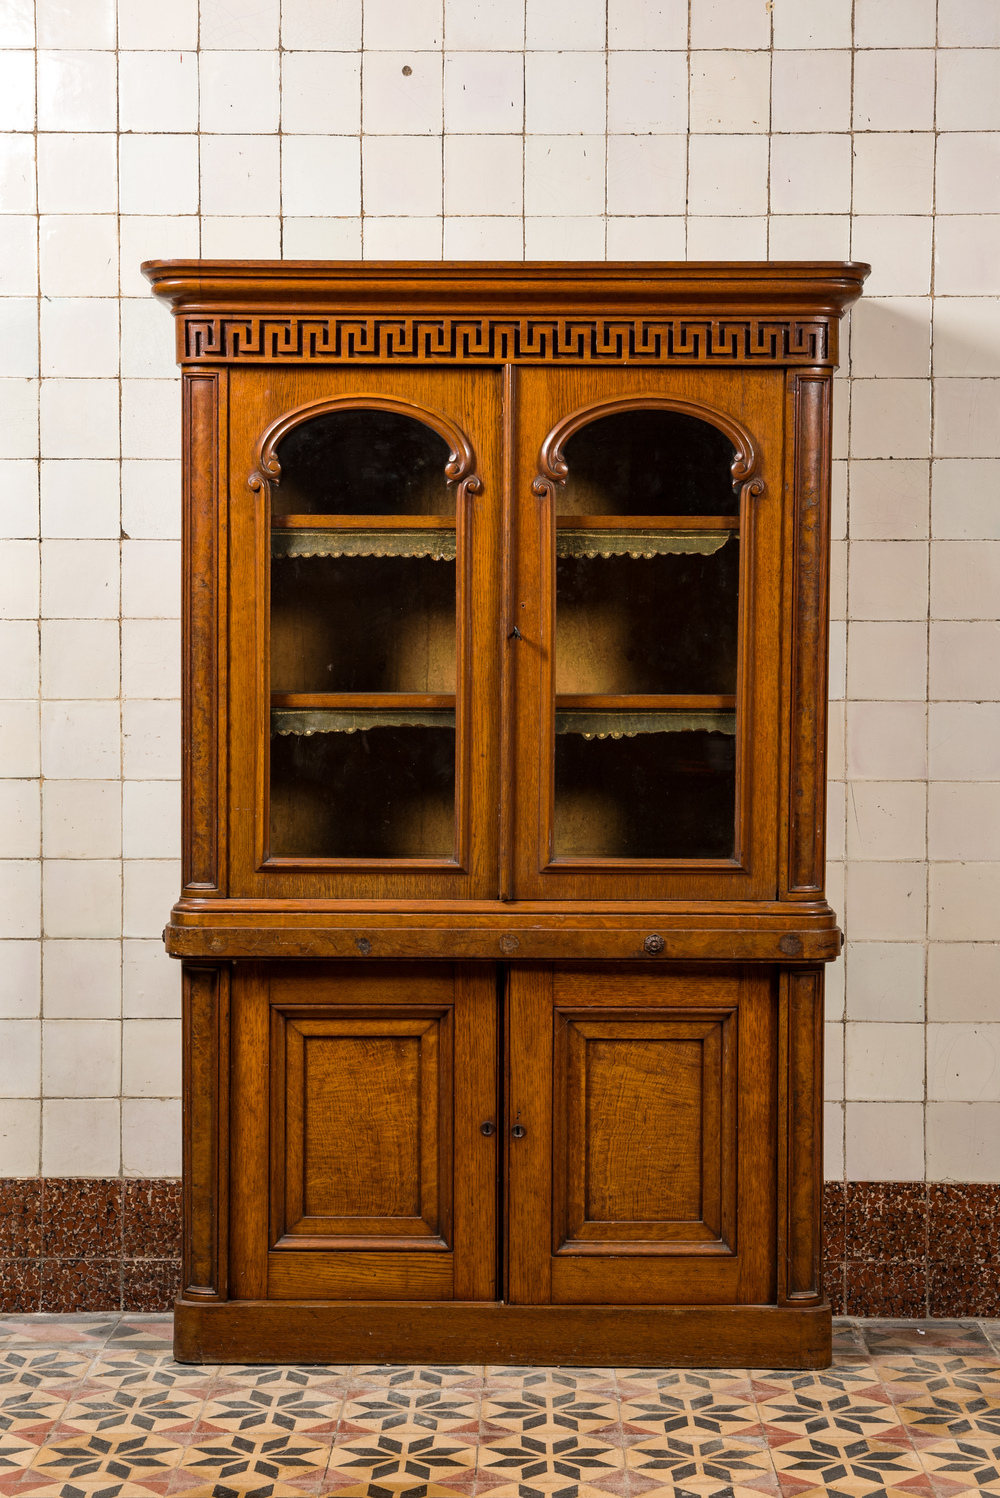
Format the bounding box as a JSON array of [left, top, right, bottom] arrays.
[[272, 527, 457, 560], [272, 693, 455, 709], [557, 528, 733, 559], [555, 708, 737, 738], [272, 514, 456, 529], [556, 695, 736, 711], [555, 515, 739, 530]]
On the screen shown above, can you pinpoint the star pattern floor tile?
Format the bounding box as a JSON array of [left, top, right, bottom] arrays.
[[2, 1317, 1000, 1498]]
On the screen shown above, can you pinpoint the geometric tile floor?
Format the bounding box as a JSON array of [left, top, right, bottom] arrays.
[[3, 1315, 1000, 1498]]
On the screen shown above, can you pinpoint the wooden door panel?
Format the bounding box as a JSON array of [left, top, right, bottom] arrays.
[[508, 964, 775, 1307], [229, 962, 498, 1303], [556, 1015, 732, 1249], [509, 365, 785, 902], [277, 1013, 449, 1247], [227, 365, 503, 901]]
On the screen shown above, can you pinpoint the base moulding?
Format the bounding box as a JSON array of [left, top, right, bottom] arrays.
[[173, 1298, 832, 1368]]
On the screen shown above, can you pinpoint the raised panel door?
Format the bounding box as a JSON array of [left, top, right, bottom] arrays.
[[228, 962, 498, 1302], [507, 964, 777, 1306]]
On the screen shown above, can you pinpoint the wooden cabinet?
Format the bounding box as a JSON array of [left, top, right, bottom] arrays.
[[146, 260, 867, 1368]]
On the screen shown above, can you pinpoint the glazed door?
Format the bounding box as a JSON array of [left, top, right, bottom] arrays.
[[228, 366, 502, 900], [229, 962, 498, 1302], [506, 964, 777, 1305], [509, 366, 786, 901]]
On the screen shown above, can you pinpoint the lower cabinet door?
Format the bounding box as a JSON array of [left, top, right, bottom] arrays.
[[228, 961, 499, 1302], [507, 963, 777, 1306]]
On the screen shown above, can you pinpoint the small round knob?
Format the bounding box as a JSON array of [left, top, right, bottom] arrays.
[[644, 934, 665, 954], [511, 1124, 526, 1139], [480, 1120, 495, 1136]]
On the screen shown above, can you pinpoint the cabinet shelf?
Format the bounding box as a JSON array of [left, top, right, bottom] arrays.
[[272, 515, 456, 529], [555, 709, 736, 739], [272, 693, 455, 736], [556, 528, 733, 559], [555, 516, 739, 527], [272, 525, 456, 560], [272, 709, 455, 736]]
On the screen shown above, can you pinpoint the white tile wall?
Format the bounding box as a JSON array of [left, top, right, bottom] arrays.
[[0, 0, 997, 1183]]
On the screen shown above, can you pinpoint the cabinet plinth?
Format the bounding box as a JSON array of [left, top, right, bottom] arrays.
[[145, 259, 868, 1368]]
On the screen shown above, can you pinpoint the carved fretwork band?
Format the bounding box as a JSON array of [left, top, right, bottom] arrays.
[[180, 315, 834, 366]]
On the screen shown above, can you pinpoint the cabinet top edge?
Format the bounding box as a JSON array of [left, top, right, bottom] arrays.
[[142, 258, 870, 316]]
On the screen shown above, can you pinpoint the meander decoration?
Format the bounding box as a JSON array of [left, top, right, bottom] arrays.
[[145, 259, 868, 1368]]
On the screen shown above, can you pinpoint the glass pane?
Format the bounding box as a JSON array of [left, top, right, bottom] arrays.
[[271, 726, 455, 858], [274, 408, 455, 515], [268, 406, 458, 861], [555, 730, 736, 859], [559, 409, 738, 516], [556, 544, 739, 695], [271, 554, 456, 694], [554, 406, 740, 861]]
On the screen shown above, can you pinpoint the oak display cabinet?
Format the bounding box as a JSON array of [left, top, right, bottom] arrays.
[[144, 260, 867, 1368]]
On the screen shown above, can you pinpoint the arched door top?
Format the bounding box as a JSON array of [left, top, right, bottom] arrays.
[[533, 395, 759, 498], [250, 394, 481, 495]]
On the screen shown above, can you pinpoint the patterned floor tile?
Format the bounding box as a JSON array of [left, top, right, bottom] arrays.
[[833, 1322, 870, 1350], [177, 1431, 333, 1486], [477, 1433, 626, 1483], [893, 1397, 1000, 1441], [322, 1486, 475, 1498], [917, 1436, 1000, 1488], [0, 1388, 69, 1435], [169, 1487, 328, 1497], [754, 1389, 902, 1441], [916, 1490, 1000, 1498], [0, 1351, 95, 1394], [29, 1429, 186, 1490], [482, 1374, 617, 1402], [327, 1431, 478, 1484], [475, 1484, 626, 1498], [981, 1324, 1000, 1355], [351, 1370, 483, 1393], [81, 1361, 211, 1403], [626, 1486, 778, 1498], [877, 1360, 1000, 1400], [199, 1389, 342, 1436], [0, 1317, 120, 1348], [771, 1433, 927, 1491], [220, 1365, 354, 1385], [624, 1431, 776, 1480], [104, 1316, 175, 1353], [341, 1390, 479, 1436], [55, 1385, 209, 1436], [0, 1429, 48, 1476], [751, 1369, 885, 1398], [619, 1393, 761, 1439], [861, 1325, 996, 1357], [615, 1370, 752, 1396], [482, 1393, 617, 1437]]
